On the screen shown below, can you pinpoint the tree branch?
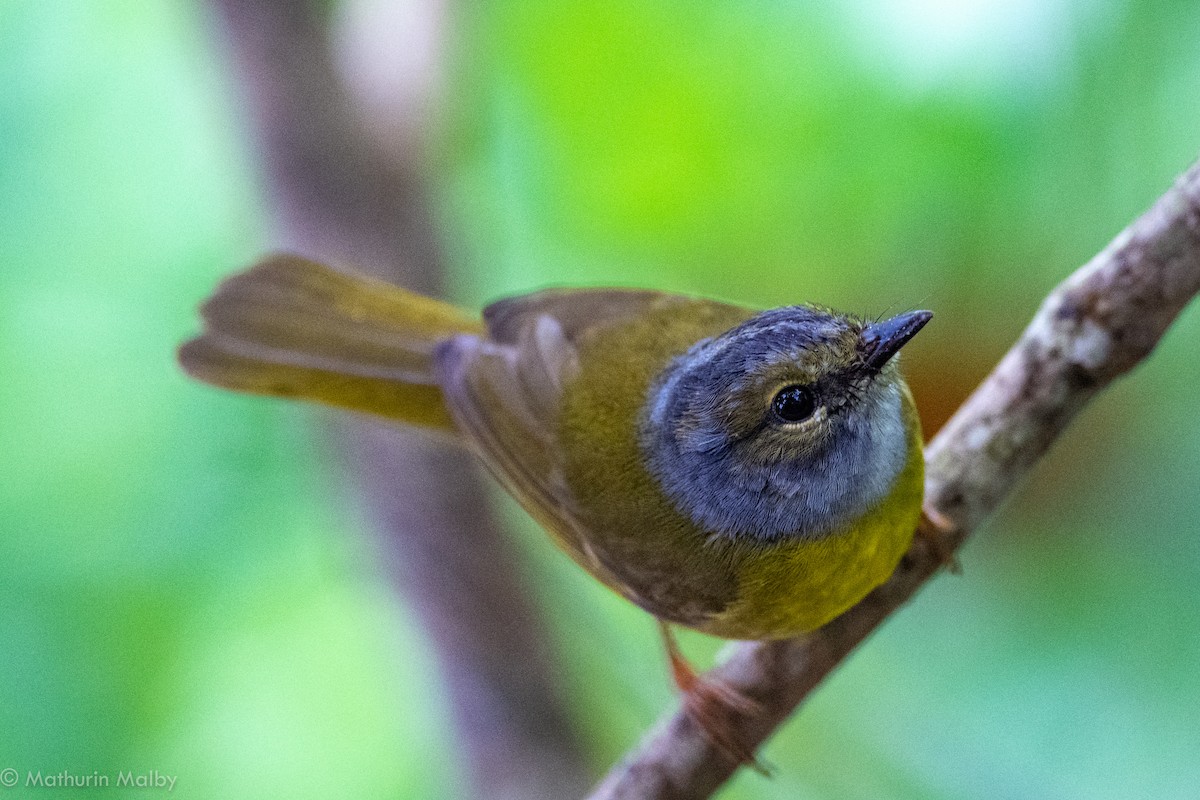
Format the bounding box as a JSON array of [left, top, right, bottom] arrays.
[[589, 159, 1200, 800], [205, 3, 590, 797]]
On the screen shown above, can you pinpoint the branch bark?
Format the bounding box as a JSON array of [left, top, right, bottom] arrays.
[[204, 3, 590, 798], [590, 159, 1200, 799]]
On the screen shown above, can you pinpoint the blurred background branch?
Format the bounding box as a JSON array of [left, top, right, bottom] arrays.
[[206, 1, 589, 797], [591, 160, 1200, 799]]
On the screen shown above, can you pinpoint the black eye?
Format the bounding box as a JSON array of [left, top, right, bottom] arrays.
[[771, 385, 816, 423]]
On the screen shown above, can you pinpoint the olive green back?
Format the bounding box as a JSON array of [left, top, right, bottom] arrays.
[[557, 300, 760, 627]]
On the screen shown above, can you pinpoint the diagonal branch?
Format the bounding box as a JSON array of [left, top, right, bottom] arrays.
[[589, 157, 1200, 799]]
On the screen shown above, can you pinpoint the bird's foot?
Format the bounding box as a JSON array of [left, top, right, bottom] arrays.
[[678, 672, 770, 775], [918, 504, 962, 574], [660, 622, 770, 775]]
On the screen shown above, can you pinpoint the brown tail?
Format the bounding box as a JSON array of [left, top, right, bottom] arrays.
[[178, 253, 482, 430]]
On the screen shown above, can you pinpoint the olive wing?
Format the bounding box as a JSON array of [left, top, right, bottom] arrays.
[[433, 289, 670, 595]]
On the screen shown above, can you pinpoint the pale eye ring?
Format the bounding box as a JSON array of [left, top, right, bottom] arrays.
[[771, 384, 816, 423]]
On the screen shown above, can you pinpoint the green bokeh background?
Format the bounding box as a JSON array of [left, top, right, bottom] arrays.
[[3, 1, 1200, 797]]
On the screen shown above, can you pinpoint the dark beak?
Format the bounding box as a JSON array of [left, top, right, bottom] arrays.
[[860, 310, 932, 372]]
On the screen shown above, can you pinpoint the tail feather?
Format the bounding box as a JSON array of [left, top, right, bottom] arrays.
[[179, 253, 481, 429]]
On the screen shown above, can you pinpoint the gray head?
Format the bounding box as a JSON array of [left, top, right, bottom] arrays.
[[640, 306, 930, 542]]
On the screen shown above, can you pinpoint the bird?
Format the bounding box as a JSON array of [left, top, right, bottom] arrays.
[[179, 252, 932, 764]]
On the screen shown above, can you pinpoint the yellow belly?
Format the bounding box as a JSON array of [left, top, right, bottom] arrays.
[[699, 409, 923, 639]]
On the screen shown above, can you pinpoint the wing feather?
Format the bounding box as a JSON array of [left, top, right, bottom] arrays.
[[435, 290, 676, 591], [484, 288, 667, 344], [435, 334, 594, 561]]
